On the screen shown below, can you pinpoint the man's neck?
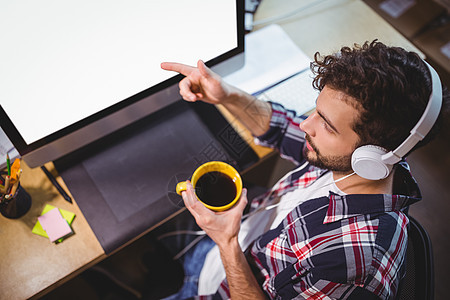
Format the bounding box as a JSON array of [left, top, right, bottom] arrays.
[[333, 171, 394, 195]]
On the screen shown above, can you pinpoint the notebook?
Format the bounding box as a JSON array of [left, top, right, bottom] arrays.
[[224, 24, 317, 116]]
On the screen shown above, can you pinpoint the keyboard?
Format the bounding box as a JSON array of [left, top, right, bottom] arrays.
[[255, 69, 318, 115]]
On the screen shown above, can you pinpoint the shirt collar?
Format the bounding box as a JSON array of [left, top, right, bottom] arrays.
[[323, 162, 421, 224], [323, 193, 420, 224]]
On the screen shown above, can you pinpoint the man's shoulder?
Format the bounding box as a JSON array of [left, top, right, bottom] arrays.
[[281, 206, 409, 264], [371, 210, 409, 254]]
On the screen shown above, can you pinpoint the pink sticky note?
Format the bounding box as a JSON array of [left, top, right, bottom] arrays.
[[38, 207, 73, 242]]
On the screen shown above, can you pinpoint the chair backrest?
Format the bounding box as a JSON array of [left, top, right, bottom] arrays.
[[397, 216, 434, 300]]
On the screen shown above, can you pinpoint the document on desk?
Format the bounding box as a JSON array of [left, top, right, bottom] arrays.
[[0, 127, 20, 169], [224, 24, 312, 95], [224, 24, 318, 114]]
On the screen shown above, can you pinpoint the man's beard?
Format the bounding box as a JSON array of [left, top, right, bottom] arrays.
[[304, 135, 353, 173]]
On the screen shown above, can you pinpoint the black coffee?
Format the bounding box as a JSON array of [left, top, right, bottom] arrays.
[[195, 171, 237, 207]]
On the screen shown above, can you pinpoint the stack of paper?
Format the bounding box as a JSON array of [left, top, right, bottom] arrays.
[[0, 128, 20, 170], [223, 24, 312, 95], [32, 205, 75, 243]]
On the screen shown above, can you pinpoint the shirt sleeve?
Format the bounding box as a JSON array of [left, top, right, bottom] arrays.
[[255, 102, 308, 165], [195, 281, 231, 299]]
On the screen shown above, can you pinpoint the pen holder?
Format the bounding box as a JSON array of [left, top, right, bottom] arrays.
[[0, 184, 32, 219]]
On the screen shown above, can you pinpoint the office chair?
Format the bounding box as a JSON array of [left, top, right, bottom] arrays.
[[80, 233, 184, 300], [397, 216, 434, 300]]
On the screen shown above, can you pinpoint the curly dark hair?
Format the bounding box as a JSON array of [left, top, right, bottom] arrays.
[[311, 40, 449, 155]]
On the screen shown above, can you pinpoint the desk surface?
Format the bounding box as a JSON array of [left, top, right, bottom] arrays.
[[0, 0, 423, 299], [0, 162, 105, 300]]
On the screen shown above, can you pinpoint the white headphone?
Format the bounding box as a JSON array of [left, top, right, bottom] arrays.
[[351, 60, 443, 180]]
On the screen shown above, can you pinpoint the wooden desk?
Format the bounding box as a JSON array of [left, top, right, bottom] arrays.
[[254, 0, 423, 58], [0, 0, 423, 299], [0, 162, 105, 300]]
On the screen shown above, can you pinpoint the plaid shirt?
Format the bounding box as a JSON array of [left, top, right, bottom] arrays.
[[200, 102, 421, 299]]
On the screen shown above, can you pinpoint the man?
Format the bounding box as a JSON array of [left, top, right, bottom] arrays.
[[160, 40, 448, 299]]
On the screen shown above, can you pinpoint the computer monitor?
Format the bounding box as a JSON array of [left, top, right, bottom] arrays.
[[0, 0, 244, 168]]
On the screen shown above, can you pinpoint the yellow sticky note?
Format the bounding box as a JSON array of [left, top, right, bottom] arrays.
[[32, 204, 75, 242]]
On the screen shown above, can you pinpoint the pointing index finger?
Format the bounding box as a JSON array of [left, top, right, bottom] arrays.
[[161, 62, 196, 76]]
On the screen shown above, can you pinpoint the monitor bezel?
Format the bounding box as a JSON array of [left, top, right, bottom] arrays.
[[0, 0, 244, 167]]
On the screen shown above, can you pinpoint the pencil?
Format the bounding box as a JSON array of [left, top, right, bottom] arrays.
[[9, 179, 19, 197], [9, 169, 22, 197], [6, 154, 11, 176], [0, 176, 4, 194], [4, 175, 10, 193]]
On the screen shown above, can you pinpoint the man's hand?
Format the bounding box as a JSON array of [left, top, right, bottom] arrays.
[[161, 59, 272, 137], [161, 60, 232, 105], [180, 181, 247, 248], [182, 182, 266, 299]]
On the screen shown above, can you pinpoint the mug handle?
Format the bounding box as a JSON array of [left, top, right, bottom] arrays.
[[176, 181, 188, 195]]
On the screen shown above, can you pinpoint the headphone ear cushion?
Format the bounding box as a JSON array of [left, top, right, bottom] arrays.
[[351, 145, 393, 180]]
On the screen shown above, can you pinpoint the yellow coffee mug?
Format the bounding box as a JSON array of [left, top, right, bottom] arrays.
[[176, 161, 242, 212]]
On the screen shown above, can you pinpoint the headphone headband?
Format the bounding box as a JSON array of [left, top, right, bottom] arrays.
[[382, 60, 443, 165], [351, 60, 443, 180]]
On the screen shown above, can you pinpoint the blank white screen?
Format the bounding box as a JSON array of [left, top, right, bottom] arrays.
[[0, 0, 237, 144]]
